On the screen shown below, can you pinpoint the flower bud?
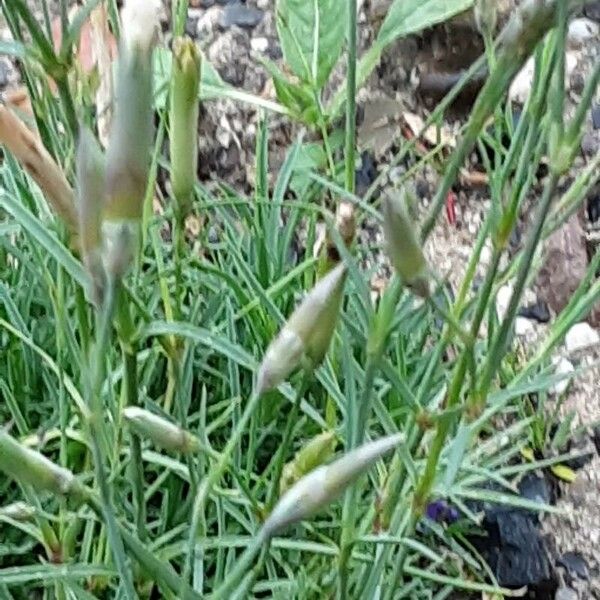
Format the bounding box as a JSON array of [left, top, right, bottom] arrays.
[[0, 429, 76, 496], [382, 191, 430, 297], [0, 501, 35, 521], [123, 407, 200, 454], [102, 221, 136, 281], [264, 433, 403, 537], [104, 0, 159, 223], [76, 127, 107, 305], [170, 37, 201, 218], [256, 264, 346, 394], [280, 431, 337, 494], [474, 0, 497, 37]]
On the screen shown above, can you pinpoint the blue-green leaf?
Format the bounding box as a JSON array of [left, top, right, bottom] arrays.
[[276, 0, 347, 89]]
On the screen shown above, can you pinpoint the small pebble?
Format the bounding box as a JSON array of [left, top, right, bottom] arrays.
[[555, 587, 578, 600], [591, 105, 600, 130], [567, 18, 599, 48], [565, 322, 600, 353], [515, 316, 534, 336], [519, 301, 551, 323], [587, 189, 600, 223], [581, 133, 598, 156], [0, 57, 15, 88], [551, 356, 575, 395], [219, 3, 264, 29], [584, 1, 600, 21], [496, 284, 513, 321], [250, 37, 269, 53], [557, 552, 589, 580]]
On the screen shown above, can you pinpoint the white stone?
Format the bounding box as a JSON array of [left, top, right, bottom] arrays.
[[251, 37, 269, 53], [515, 316, 534, 336], [496, 284, 513, 321], [510, 52, 578, 103], [480, 244, 492, 266], [565, 322, 600, 353], [567, 18, 599, 49], [509, 57, 535, 104], [550, 356, 575, 395]]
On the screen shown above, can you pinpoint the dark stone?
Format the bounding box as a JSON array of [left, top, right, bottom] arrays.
[[584, 1, 600, 21], [218, 3, 263, 29], [518, 301, 551, 324], [518, 473, 554, 510], [355, 152, 377, 196], [570, 71, 585, 94], [592, 425, 600, 455], [581, 132, 599, 156], [185, 16, 200, 37], [536, 215, 588, 317], [592, 104, 600, 130], [415, 177, 430, 199], [0, 58, 14, 88], [587, 187, 600, 223], [557, 552, 589, 580], [474, 511, 556, 592]]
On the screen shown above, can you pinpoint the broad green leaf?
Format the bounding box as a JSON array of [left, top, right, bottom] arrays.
[[261, 58, 318, 124], [377, 0, 474, 48], [276, 0, 347, 89]]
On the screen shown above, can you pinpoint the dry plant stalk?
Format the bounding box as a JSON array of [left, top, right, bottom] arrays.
[[90, 4, 115, 148], [0, 105, 77, 232]]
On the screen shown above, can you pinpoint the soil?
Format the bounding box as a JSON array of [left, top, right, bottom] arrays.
[[1, 1, 599, 597]]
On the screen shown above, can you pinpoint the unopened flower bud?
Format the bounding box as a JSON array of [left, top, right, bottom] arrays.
[[474, 0, 497, 37], [0, 429, 76, 496], [256, 264, 346, 394], [102, 221, 135, 281], [170, 37, 201, 218], [123, 407, 200, 454], [382, 191, 430, 297], [280, 431, 337, 494], [104, 0, 159, 223], [264, 433, 403, 537], [76, 127, 107, 304], [0, 501, 35, 521]]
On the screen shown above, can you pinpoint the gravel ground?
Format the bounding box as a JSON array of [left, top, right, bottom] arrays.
[[1, 1, 600, 597]]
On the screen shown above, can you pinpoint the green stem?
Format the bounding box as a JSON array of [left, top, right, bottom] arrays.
[[266, 372, 312, 510], [86, 282, 137, 599], [182, 390, 263, 595], [123, 348, 146, 540], [338, 357, 378, 598], [210, 531, 268, 599], [475, 173, 559, 405], [55, 76, 79, 142], [344, 0, 357, 193]]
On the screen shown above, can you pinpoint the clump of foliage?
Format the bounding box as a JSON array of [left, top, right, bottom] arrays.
[[0, 0, 599, 598]]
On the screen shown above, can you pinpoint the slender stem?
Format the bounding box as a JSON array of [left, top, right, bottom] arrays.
[[344, 0, 357, 193], [55, 77, 79, 142], [182, 390, 263, 594], [86, 282, 137, 599], [266, 372, 312, 510], [475, 173, 559, 404], [210, 531, 268, 599], [123, 348, 147, 540], [115, 285, 146, 540], [338, 357, 378, 598]]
